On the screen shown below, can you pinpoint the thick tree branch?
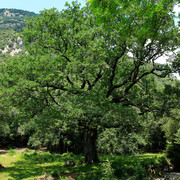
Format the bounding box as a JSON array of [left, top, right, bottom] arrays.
[[47, 89, 61, 106], [39, 42, 71, 62], [61, 55, 71, 62], [45, 83, 82, 95], [59, 31, 68, 54], [106, 43, 127, 97], [122, 99, 160, 115], [111, 68, 155, 103], [88, 70, 104, 90], [81, 80, 86, 89], [87, 69, 104, 90]]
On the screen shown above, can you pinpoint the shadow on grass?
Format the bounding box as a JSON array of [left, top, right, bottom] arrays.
[[0, 150, 7, 155], [0, 151, 102, 180], [0, 151, 167, 180]]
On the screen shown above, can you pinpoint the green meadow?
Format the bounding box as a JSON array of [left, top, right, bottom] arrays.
[[0, 149, 169, 180]]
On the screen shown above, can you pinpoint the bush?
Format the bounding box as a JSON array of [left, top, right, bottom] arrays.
[[51, 170, 60, 178], [166, 143, 180, 171], [111, 155, 168, 179], [101, 159, 117, 179], [97, 128, 146, 155]]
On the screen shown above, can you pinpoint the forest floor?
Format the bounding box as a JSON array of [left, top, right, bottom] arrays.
[[0, 148, 180, 180]]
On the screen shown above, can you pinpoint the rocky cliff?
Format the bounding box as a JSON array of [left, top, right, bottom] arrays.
[[0, 9, 38, 56]]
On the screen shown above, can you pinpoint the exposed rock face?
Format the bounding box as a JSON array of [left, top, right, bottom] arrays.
[[3, 10, 16, 17], [0, 36, 23, 56], [10, 48, 22, 56], [0, 9, 38, 56], [0, 8, 38, 31], [1, 45, 9, 54]]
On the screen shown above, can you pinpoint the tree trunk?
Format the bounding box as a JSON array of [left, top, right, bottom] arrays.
[[59, 138, 64, 154], [84, 128, 99, 164]]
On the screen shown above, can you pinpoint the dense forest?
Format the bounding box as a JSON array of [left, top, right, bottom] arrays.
[[0, 0, 180, 179]]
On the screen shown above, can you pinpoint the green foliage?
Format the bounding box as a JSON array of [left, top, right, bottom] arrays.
[[162, 108, 180, 172], [0, 122, 10, 137], [97, 105, 148, 154], [0, 103, 11, 139], [98, 128, 146, 155], [101, 159, 117, 179], [162, 109, 180, 143], [51, 169, 60, 178], [140, 113, 166, 153], [0, 28, 16, 49], [88, 0, 179, 26], [110, 154, 168, 179], [175, 129, 180, 144], [166, 143, 180, 171]]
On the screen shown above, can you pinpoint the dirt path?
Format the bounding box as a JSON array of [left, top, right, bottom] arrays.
[[14, 148, 27, 152], [0, 148, 27, 154], [0, 149, 8, 154], [156, 172, 180, 180]]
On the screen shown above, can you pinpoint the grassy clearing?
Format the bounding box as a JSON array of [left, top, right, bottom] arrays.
[[0, 149, 169, 180]]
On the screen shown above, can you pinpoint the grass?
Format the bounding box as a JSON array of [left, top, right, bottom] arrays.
[[0, 149, 169, 180]]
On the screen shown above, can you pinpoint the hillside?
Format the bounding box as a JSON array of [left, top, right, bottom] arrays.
[[0, 8, 38, 32], [0, 9, 38, 57]]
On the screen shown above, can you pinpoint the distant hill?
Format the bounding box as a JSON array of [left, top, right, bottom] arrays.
[[0, 8, 38, 32], [0, 9, 38, 57]]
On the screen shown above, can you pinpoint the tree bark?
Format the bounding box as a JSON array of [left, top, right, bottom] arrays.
[[83, 128, 99, 164]]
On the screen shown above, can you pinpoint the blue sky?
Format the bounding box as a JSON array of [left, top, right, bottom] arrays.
[[0, 0, 86, 14], [1, 0, 179, 16]]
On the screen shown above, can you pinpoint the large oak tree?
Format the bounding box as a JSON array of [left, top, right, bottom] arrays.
[[1, 0, 179, 163]]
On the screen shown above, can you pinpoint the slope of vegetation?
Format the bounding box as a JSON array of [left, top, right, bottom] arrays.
[[0, 8, 38, 57], [0, 28, 23, 56], [0, 8, 38, 32]]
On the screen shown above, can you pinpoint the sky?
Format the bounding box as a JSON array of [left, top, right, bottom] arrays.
[[0, 0, 87, 14], [1, 0, 179, 16]]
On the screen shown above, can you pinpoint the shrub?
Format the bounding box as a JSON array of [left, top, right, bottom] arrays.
[[111, 155, 168, 179], [166, 143, 180, 171], [101, 159, 117, 179], [51, 170, 59, 178]]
